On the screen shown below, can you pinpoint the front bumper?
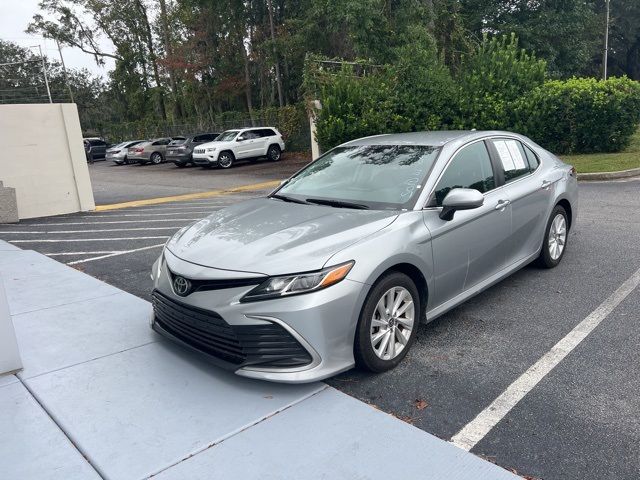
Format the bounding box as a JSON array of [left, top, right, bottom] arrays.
[[192, 152, 219, 166], [151, 249, 367, 383]]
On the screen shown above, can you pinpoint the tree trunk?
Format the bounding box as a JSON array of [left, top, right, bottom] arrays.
[[266, 0, 284, 106], [158, 0, 183, 119], [135, 0, 166, 120], [240, 38, 254, 124]]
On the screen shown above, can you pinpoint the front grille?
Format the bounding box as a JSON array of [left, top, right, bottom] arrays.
[[194, 148, 205, 154], [152, 291, 312, 368], [168, 269, 262, 295]]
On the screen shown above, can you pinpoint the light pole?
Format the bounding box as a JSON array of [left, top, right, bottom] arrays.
[[603, 0, 610, 80], [31, 45, 52, 103], [56, 40, 74, 103]]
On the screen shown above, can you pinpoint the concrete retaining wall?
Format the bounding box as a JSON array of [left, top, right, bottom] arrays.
[[0, 104, 95, 219]]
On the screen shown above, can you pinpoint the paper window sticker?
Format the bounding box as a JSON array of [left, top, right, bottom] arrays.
[[494, 140, 516, 170], [505, 140, 527, 170]]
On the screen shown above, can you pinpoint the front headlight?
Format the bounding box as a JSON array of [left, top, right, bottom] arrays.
[[240, 261, 354, 302], [206, 147, 217, 152]]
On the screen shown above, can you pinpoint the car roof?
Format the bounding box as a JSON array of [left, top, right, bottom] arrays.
[[340, 130, 529, 148]]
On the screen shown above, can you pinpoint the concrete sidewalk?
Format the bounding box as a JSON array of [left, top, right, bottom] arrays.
[[0, 240, 518, 480]]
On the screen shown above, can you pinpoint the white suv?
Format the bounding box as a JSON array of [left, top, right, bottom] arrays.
[[192, 127, 285, 169]]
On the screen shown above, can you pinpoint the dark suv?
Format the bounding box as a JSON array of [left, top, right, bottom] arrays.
[[84, 138, 108, 162], [166, 133, 221, 167]]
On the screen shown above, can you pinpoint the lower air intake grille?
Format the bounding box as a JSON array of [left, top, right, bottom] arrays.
[[152, 291, 312, 368]]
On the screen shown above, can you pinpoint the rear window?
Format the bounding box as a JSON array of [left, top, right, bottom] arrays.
[[193, 134, 218, 142]]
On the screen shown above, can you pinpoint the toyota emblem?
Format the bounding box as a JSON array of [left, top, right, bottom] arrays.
[[173, 276, 192, 296]]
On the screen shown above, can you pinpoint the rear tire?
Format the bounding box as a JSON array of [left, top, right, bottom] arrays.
[[536, 205, 568, 269], [218, 151, 234, 169], [354, 272, 420, 373], [267, 144, 281, 161]]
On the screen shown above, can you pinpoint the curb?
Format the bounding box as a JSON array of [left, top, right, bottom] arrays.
[[578, 166, 640, 181], [94, 180, 281, 211]]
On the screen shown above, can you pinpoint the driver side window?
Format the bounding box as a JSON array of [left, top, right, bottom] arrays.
[[434, 141, 495, 206]]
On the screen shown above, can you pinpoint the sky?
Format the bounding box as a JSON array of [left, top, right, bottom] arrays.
[[0, 0, 115, 77]]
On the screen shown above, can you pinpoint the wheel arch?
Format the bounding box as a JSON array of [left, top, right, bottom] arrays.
[[556, 198, 573, 230], [360, 261, 430, 322]]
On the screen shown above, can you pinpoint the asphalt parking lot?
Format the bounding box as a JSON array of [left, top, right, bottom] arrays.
[[1, 159, 639, 480]]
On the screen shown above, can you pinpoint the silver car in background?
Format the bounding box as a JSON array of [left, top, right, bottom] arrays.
[[151, 131, 578, 383], [107, 140, 145, 165]]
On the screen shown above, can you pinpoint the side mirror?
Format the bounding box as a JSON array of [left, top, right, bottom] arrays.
[[236, 136, 245, 142], [439, 188, 484, 221]]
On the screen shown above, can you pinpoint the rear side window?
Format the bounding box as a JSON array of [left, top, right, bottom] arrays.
[[434, 141, 495, 206], [258, 128, 277, 137], [523, 144, 540, 170], [490, 139, 531, 182]]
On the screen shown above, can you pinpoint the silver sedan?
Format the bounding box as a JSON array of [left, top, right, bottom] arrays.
[[151, 131, 578, 383]]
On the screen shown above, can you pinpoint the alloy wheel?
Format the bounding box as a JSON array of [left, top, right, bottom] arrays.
[[219, 153, 233, 168], [370, 286, 415, 360], [548, 213, 567, 260]]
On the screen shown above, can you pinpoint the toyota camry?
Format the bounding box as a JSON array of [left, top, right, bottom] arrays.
[[151, 131, 578, 383]]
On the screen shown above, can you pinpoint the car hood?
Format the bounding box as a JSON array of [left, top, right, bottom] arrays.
[[166, 197, 398, 275]]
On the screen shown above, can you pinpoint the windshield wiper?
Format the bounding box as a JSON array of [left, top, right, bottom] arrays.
[[305, 198, 370, 210], [270, 194, 309, 205]]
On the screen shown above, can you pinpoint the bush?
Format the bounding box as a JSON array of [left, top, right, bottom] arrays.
[[514, 77, 640, 153], [455, 33, 546, 129], [313, 34, 457, 151], [314, 66, 412, 151]]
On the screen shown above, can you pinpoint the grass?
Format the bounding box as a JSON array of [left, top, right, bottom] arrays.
[[561, 128, 640, 173]]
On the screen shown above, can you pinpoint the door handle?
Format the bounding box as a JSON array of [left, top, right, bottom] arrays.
[[541, 180, 552, 190], [495, 199, 511, 211]]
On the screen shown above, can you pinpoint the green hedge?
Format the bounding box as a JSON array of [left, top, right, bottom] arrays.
[[310, 35, 640, 154], [514, 77, 640, 154]]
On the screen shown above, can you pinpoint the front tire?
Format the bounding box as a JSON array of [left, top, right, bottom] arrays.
[[218, 151, 234, 169], [150, 152, 163, 165], [536, 205, 568, 268], [354, 272, 420, 372]]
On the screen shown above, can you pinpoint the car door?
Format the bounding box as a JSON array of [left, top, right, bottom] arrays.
[[234, 131, 258, 159], [487, 138, 553, 264], [423, 140, 513, 309]]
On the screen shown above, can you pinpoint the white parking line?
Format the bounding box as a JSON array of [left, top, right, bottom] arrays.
[[451, 266, 640, 451], [45, 251, 120, 256], [19, 219, 201, 226], [10, 236, 169, 243], [66, 244, 165, 265], [0, 226, 182, 234]]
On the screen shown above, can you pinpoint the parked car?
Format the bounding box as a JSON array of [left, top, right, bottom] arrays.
[[83, 138, 108, 162], [166, 133, 221, 168], [106, 140, 146, 165], [192, 127, 284, 168], [128, 137, 186, 165], [151, 130, 578, 383]]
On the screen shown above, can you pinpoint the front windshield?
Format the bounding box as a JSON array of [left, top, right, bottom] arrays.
[[277, 145, 441, 210], [216, 130, 239, 142]]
